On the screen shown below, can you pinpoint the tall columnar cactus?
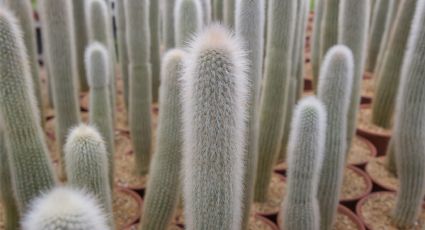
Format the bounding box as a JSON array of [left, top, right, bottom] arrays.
[[0, 8, 56, 211], [140, 49, 186, 230], [317, 45, 354, 230], [311, 0, 325, 89], [174, 0, 203, 47], [116, 0, 130, 108], [235, 0, 265, 228], [65, 125, 114, 227], [164, 0, 176, 50], [39, 0, 81, 178], [85, 0, 116, 122], [0, 129, 19, 230], [338, 0, 370, 149], [200, 0, 212, 25], [392, 0, 425, 226], [224, 0, 235, 29], [371, 0, 417, 129], [254, 0, 297, 202], [85, 43, 115, 186], [22, 187, 109, 230], [181, 25, 248, 229], [125, 0, 152, 176], [213, 0, 224, 21], [5, 0, 44, 125], [150, 0, 161, 103], [365, 0, 392, 73], [71, 0, 89, 92], [281, 97, 326, 230]]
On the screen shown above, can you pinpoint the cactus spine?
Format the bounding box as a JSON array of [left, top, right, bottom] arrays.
[[317, 45, 354, 230], [174, 0, 203, 47], [224, 0, 235, 29], [150, 0, 161, 103], [311, 0, 325, 88], [254, 0, 297, 202], [125, 0, 152, 176], [235, 0, 265, 227], [5, 0, 44, 125], [281, 97, 326, 230], [116, 0, 130, 108], [392, 0, 425, 226], [85, 43, 115, 187], [140, 49, 186, 229], [39, 0, 81, 178], [65, 125, 114, 227], [181, 25, 248, 229], [164, 0, 176, 50], [338, 0, 370, 149], [371, 0, 417, 129], [22, 187, 109, 230], [72, 0, 89, 92], [0, 8, 56, 210]]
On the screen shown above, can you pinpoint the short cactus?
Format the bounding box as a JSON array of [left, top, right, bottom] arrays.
[[224, 0, 235, 29], [116, 0, 130, 108], [140, 49, 186, 230], [174, 0, 203, 47], [150, 0, 161, 103], [125, 0, 153, 176], [39, 0, 81, 178], [85, 42, 115, 187], [22, 187, 109, 230], [311, 0, 325, 89], [317, 45, 354, 230], [0, 8, 56, 210], [181, 25, 248, 229], [392, 0, 425, 226], [71, 0, 89, 92], [254, 0, 297, 202], [65, 125, 113, 227], [281, 97, 327, 230], [338, 0, 370, 149]]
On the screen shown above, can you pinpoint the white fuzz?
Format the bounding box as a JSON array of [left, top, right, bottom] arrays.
[[64, 124, 106, 156], [84, 42, 110, 88]]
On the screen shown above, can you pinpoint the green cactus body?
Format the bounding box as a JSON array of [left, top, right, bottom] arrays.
[[0, 8, 56, 210], [125, 0, 152, 176], [181, 25, 248, 229], [140, 49, 186, 230], [164, 0, 176, 50], [311, 0, 325, 89], [85, 0, 116, 123], [365, 0, 392, 73], [281, 97, 326, 230], [65, 125, 114, 227], [392, 0, 425, 226], [224, 0, 235, 29], [371, 0, 416, 129], [385, 139, 397, 175], [5, 0, 44, 125], [175, 0, 203, 47], [22, 187, 109, 230], [116, 0, 130, 109], [200, 0, 212, 25], [0, 129, 20, 230], [254, 0, 297, 202], [72, 0, 89, 92], [150, 0, 161, 103], [39, 0, 81, 179], [235, 0, 265, 227], [338, 0, 370, 149], [85, 43, 115, 188], [317, 45, 354, 230], [213, 0, 224, 21]]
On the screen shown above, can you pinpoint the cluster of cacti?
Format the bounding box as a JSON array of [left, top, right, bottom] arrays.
[[174, 0, 203, 47]]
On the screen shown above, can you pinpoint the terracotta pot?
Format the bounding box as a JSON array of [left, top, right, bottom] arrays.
[[349, 136, 377, 169], [340, 166, 373, 211], [363, 72, 373, 79], [365, 157, 398, 193], [123, 224, 182, 230], [116, 149, 147, 197], [360, 96, 372, 105], [116, 187, 144, 229], [255, 174, 286, 220], [304, 78, 313, 91], [80, 93, 89, 112], [255, 215, 280, 230]]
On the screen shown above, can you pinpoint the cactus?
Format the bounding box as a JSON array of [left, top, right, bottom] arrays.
[[311, 0, 325, 89], [200, 0, 212, 25], [65, 125, 114, 227], [338, 0, 370, 149], [5, 0, 44, 125], [164, 0, 176, 50], [281, 97, 326, 230], [140, 49, 186, 230], [71, 0, 89, 92], [392, 0, 425, 226], [150, 0, 161, 103], [316, 45, 354, 230], [22, 187, 109, 230], [224, 0, 235, 29], [181, 25, 248, 229], [85, 0, 116, 123], [125, 0, 152, 176], [385, 139, 397, 175], [365, 0, 392, 73], [0, 8, 56, 210], [254, 0, 297, 202], [371, 0, 417, 129], [116, 0, 130, 108], [174, 0, 203, 47], [0, 129, 20, 230], [85, 42, 115, 187], [39, 0, 81, 178], [235, 0, 265, 227], [213, 0, 224, 21]]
